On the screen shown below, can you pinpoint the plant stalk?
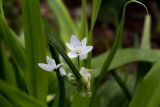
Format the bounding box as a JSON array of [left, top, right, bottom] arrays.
[[49, 45, 65, 107], [110, 71, 132, 101]]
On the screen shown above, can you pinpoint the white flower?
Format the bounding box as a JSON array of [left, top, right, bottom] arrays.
[[66, 35, 93, 60], [80, 67, 91, 80], [38, 56, 66, 77], [38, 56, 61, 72], [59, 67, 67, 76]]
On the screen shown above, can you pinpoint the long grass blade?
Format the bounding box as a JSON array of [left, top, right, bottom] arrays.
[[0, 16, 26, 68], [80, 0, 88, 39], [0, 43, 17, 86], [47, 0, 77, 42], [92, 49, 160, 76], [0, 80, 47, 107], [141, 14, 151, 49], [129, 62, 160, 107], [49, 45, 65, 107], [90, 0, 102, 33], [0, 94, 14, 107], [0, 0, 4, 19], [22, 0, 48, 103], [137, 14, 152, 84], [86, 0, 102, 68]]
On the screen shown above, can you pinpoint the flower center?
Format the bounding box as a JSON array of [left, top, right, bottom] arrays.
[[75, 49, 81, 54]]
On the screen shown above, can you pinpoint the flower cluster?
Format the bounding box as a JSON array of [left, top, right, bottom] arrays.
[[38, 35, 93, 97]]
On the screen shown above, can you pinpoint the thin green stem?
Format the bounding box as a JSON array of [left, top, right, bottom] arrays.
[[49, 45, 65, 107], [78, 56, 80, 70], [56, 71, 65, 107], [110, 71, 132, 101]]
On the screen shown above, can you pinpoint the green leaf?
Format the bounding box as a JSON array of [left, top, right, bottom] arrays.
[[0, 0, 25, 69], [22, 0, 48, 103], [79, 0, 88, 39], [90, 0, 102, 33], [141, 14, 151, 49], [93, 73, 135, 107], [0, 0, 4, 19], [49, 45, 65, 107], [137, 14, 152, 84], [0, 94, 14, 107], [86, 0, 102, 68], [0, 43, 17, 86], [0, 80, 47, 107], [71, 92, 90, 107], [47, 0, 77, 42], [129, 62, 160, 107], [80, 0, 90, 68], [92, 49, 160, 76], [0, 16, 26, 69]]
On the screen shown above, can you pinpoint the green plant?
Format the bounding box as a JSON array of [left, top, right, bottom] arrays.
[[0, 0, 159, 107]]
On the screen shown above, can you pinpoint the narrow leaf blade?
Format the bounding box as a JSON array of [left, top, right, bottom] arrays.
[[22, 0, 48, 103], [129, 62, 160, 107], [47, 0, 77, 42], [0, 80, 47, 107]]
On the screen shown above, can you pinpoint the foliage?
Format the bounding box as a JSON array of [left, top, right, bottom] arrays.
[[0, 0, 160, 107]]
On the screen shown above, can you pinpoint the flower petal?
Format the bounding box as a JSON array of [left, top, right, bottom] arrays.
[[68, 51, 78, 58], [56, 64, 62, 69], [38, 63, 54, 72], [59, 67, 67, 76], [71, 35, 80, 45], [81, 37, 87, 46], [79, 53, 88, 60], [46, 56, 56, 68], [82, 46, 93, 55], [80, 67, 91, 79], [66, 43, 74, 51]]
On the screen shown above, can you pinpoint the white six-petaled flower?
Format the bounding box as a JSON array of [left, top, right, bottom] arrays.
[[66, 35, 93, 60], [38, 56, 66, 76]]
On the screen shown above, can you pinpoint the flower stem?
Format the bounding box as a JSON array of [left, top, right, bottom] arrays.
[[78, 56, 80, 70], [49, 45, 65, 107], [110, 71, 132, 101], [56, 71, 65, 107]]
